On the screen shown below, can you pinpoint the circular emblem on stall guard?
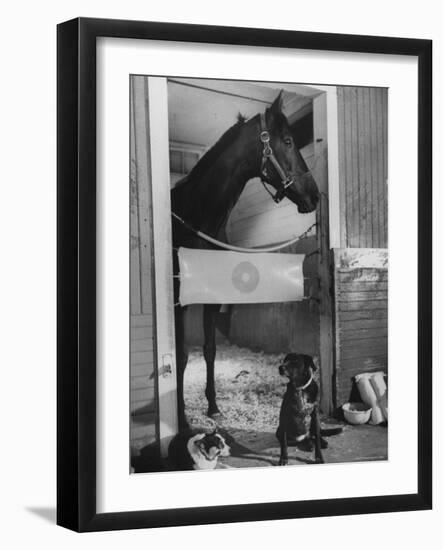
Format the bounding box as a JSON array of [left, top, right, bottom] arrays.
[[231, 261, 260, 293]]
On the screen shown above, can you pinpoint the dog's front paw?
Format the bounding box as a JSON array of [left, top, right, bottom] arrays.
[[315, 456, 325, 464], [279, 458, 288, 466]]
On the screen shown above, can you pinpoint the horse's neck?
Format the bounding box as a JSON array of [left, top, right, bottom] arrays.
[[197, 157, 253, 234], [172, 120, 260, 237]]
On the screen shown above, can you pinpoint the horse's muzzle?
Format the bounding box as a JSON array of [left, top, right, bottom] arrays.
[[298, 197, 318, 214]]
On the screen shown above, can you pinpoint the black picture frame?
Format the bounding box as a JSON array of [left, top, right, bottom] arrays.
[[57, 17, 432, 532]]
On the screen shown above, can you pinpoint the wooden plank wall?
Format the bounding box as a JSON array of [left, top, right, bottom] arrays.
[[337, 87, 388, 248], [333, 249, 388, 407], [130, 77, 157, 456]]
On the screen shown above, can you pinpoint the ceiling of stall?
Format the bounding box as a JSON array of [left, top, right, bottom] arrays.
[[167, 78, 317, 148]]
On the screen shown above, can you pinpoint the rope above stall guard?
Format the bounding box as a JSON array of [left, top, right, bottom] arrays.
[[172, 212, 316, 253]]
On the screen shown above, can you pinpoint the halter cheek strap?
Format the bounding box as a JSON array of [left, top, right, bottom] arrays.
[[259, 112, 295, 204]]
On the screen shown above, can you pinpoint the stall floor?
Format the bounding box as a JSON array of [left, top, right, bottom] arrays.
[[185, 344, 387, 468]]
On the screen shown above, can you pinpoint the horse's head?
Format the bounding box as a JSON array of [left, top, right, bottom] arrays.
[[260, 91, 319, 213]]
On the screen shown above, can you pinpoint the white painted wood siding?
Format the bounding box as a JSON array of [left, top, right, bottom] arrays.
[[130, 77, 157, 456]]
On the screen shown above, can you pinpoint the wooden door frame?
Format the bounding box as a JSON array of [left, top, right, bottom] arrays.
[[146, 78, 178, 456], [312, 87, 340, 414], [151, 82, 341, 427], [272, 83, 341, 413]]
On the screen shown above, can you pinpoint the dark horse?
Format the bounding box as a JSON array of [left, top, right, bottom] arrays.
[[171, 91, 319, 430]]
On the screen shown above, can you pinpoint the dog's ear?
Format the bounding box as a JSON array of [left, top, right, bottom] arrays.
[[309, 356, 319, 371], [194, 439, 205, 452], [283, 353, 298, 363], [208, 424, 217, 436]]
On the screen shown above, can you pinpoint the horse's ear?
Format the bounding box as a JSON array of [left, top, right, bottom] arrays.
[[270, 90, 284, 115], [266, 90, 284, 127]]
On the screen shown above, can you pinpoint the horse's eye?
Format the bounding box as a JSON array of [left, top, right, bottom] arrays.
[[284, 138, 293, 148]]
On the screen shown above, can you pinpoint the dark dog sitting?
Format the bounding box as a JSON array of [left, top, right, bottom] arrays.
[[168, 429, 231, 471], [276, 353, 328, 465]]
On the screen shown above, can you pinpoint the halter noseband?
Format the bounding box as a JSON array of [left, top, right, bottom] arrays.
[[259, 112, 295, 204]]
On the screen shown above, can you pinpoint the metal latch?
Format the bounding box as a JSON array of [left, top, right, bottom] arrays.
[[160, 354, 173, 378]]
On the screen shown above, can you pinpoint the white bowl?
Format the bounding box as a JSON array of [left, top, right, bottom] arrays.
[[342, 402, 372, 425]]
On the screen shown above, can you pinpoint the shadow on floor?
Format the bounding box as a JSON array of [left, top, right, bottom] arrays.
[[132, 442, 167, 473], [219, 422, 388, 468], [26, 507, 56, 524], [132, 421, 388, 473]]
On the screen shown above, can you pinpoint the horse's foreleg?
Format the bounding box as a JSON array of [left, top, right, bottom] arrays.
[[174, 306, 189, 431], [203, 304, 221, 417]]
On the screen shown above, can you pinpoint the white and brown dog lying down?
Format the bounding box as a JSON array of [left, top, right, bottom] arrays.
[[168, 429, 231, 470]]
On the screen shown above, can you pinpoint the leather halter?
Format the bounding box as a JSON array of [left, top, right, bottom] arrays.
[[259, 112, 295, 204]]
